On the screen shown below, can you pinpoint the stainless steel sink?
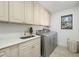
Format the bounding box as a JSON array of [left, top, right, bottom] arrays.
[[20, 35, 35, 39]]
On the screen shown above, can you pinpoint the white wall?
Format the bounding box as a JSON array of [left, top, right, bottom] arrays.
[[0, 22, 44, 37], [50, 6, 79, 47], [0, 23, 25, 34]]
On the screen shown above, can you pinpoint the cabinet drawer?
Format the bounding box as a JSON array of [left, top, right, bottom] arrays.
[[0, 51, 6, 57], [0, 48, 10, 57], [19, 38, 40, 48], [19, 43, 40, 57]]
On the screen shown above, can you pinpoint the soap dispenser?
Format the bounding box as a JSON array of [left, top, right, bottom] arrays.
[[29, 27, 33, 34]]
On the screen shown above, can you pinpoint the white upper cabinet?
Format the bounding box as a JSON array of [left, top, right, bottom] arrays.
[[40, 6, 50, 26], [0, 1, 50, 26], [34, 2, 41, 25], [0, 2, 8, 21], [34, 2, 50, 26], [24, 1, 34, 24], [9, 1, 24, 23], [43, 9, 50, 26], [40, 6, 45, 26]]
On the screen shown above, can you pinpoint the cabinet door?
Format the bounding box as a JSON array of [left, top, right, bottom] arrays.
[[41, 8, 50, 26], [25, 1, 33, 24], [9, 1, 24, 23], [0, 1, 8, 21], [0, 48, 10, 57], [40, 7, 45, 26], [9, 45, 19, 57], [34, 2, 41, 25], [19, 38, 40, 57], [44, 10, 50, 26], [34, 2, 50, 26], [31, 39, 40, 57]]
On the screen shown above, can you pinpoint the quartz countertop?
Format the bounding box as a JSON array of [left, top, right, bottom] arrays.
[[0, 33, 40, 49]]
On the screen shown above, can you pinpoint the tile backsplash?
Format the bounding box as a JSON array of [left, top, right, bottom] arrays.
[[0, 23, 44, 35]]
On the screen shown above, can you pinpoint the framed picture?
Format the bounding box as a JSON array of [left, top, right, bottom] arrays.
[[61, 14, 73, 29]]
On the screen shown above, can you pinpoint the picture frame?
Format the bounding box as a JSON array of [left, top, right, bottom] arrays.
[[61, 14, 73, 29]]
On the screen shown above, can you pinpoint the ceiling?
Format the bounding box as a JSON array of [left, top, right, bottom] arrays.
[[38, 1, 79, 13]]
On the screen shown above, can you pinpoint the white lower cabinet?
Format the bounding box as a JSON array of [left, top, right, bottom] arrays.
[[9, 45, 19, 57], [0, 37, 40, 57], [33, 2, 50, 26], [0, 48, 10, 57], [19, 38, 40, 57], [0, 45, 19, 57]]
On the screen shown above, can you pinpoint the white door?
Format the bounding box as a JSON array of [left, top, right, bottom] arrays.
[[0, 1, 8, 21], [9, 1, 24, 23], [24, 1, 33, 24]]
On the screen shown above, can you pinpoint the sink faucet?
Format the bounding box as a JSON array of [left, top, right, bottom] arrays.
[[24, 30, 27, 36]]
